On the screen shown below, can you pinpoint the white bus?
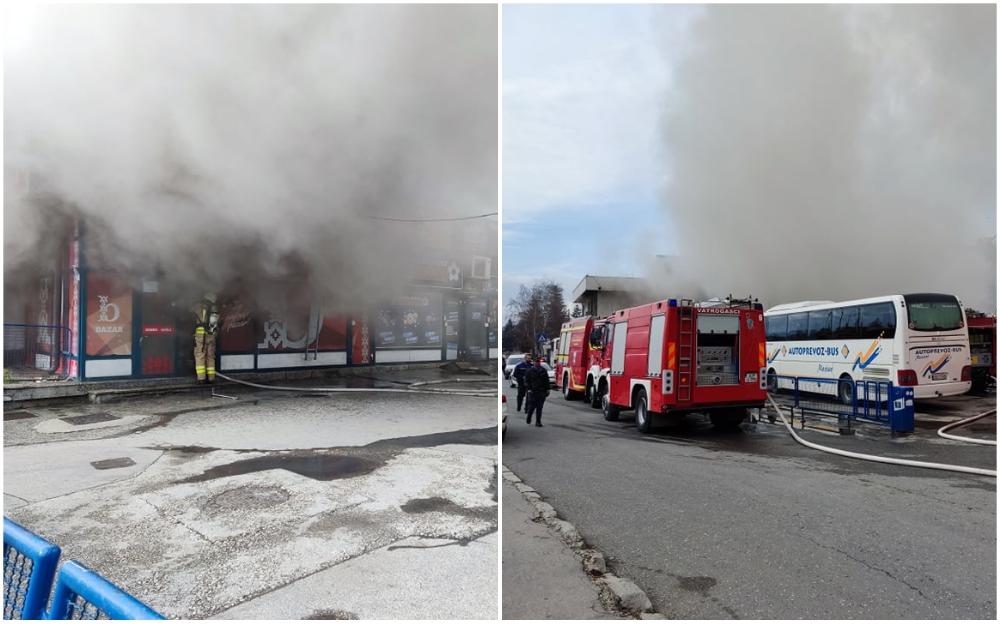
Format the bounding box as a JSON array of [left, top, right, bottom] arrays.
[[764, 293, 971, 402]]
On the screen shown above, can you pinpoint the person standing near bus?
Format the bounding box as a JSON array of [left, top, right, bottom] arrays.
[[524, 355, 550, 426], [512, 352, 532, 411]]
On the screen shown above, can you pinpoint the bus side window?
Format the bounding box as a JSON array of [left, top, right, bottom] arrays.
[[860, 303, 896, 339], [787, 313, 808, 341], [808, 310, 832, 340], [833, 306, 860, 340], [766, 315, 787, 341]]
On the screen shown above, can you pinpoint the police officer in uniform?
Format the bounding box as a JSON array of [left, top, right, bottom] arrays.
[[511, 353, 532, 412], [524, 356, 550, 427], [193, 293, 220, 383]]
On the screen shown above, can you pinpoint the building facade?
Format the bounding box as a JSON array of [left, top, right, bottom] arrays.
[[4, 216, 498, 381]]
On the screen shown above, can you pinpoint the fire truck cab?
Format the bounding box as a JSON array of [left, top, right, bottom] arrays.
[[555, 316, 611, 406], [595, 298, 768, 433]]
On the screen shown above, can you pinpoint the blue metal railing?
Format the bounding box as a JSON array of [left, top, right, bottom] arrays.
[[767, 374, 914, 434], [3, 518, 163, 620], [3, 519, 61, 620], [47, 561, 163, 620]]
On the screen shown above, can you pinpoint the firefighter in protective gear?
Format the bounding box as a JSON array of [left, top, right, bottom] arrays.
[[193, 293, 220, 383]]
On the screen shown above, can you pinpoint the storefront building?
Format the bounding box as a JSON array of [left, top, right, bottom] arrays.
[[5, 216, 498, 381]]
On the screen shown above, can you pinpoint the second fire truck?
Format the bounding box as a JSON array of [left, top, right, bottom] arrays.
[[558, 297, 768, 432]]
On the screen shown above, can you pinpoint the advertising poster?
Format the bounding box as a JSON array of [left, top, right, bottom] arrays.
[[86, 273, 132, 356], [464, 298, 487, 360], [219, 297, 256, 352], [376, 294, 443, 348]]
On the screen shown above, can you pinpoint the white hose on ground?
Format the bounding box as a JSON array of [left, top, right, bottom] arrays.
[[766, 394, 996, 478], [937, 409, 997, 446], [214, 372, 495, 398]]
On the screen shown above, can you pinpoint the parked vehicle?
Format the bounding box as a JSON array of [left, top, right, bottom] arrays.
[[503, 354, 524, 379], [592, 297, 767, 433], [555, 316, 612, 407], [541, 362, 556, 387], [966, 310, 996, 392], [765, 294, 972, 401]]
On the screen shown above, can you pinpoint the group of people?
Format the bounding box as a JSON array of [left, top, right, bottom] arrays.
[[510, 353, 550, 426]]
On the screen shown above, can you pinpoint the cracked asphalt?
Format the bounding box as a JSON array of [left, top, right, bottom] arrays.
[[4, 379, 498, 619], [502, 386, 995, 619]]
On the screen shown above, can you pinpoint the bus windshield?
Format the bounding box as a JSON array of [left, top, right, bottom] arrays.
[[903, 294, 963, 332]]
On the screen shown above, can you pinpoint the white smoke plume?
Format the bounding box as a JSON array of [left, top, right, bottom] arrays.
[[655, 4, 996, 311], [4, 4, 497, 308]]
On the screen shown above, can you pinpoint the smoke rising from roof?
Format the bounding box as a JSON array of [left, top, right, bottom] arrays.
[[655, 5, 996, 311], [5, 4, 497, 307]]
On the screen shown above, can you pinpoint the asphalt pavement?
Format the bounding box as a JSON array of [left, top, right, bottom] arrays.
[[4, 375, 498, 619], [501, 386, 996, 619]]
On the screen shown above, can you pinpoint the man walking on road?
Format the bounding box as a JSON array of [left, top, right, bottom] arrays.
[[525, 356, 550, 427], [512, 352, 532, 412]]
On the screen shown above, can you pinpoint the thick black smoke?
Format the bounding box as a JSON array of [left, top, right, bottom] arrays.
[[655, 5, 995, 311]]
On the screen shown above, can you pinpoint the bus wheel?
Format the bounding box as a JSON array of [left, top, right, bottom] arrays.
[[602, 390, 620, 421], [766, 368, 778, 393], [838, 376, 854, 405], [710, 409, 746, 429], [634, 389, 652, 433]]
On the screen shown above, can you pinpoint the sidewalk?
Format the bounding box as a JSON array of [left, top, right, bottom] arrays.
[[4, 361, 496, 407], [502, 481, 623, 620]]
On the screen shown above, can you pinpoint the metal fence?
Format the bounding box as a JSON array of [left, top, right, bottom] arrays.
[[768, 374, 914, 434], [48, 561, 163, 620], [3, 324, 73, 378], [3, 519, 60, 620], [3, 518, 163, 620]]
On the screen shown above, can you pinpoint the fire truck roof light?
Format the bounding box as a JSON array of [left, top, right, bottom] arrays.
[[668, 299, 677, 307]]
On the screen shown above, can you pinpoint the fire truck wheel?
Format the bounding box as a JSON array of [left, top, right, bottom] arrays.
[[709, 409, 746, 429], [563, 374, 578, 400], [634, 389, 652, 433], [588, 381, 601, 408], [602, 391, 620, 421]]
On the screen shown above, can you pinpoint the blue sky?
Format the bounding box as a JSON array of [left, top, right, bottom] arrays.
[[502, 4, 702, 318]]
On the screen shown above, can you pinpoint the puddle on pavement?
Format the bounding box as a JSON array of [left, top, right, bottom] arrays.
[[62, 412, 120, 426], [677, 575, 717, 593], [166, 426, 496, 485], [91, 457, 136, 470], [3, 410, 37, 421], [366, 427, 496, 451], [400, 496, 495, 522], [177, 452, 384, 483], [304, 610, 358, 620]]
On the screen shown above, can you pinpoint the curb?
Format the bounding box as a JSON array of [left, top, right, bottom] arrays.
[[502, 464, 662, 619]]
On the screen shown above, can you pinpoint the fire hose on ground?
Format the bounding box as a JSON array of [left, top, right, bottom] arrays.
[[766, 394, 996, 478], [936, 409, 997, 446], [214, 372, 496, 398]]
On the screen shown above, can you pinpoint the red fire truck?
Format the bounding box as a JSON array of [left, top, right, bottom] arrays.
[[555, 316, 612, 407], [590, 298, 768, 433], [966, 310, 996, 392]]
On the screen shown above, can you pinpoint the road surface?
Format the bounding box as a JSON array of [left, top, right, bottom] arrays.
[[502, 386, 995, 619]]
